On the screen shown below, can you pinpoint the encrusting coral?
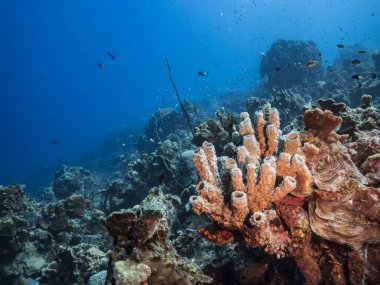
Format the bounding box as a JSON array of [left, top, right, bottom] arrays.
[[104, 188, 212, 285]]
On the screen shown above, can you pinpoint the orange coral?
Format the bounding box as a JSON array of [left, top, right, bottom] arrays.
[[197, 227, 235, 245]]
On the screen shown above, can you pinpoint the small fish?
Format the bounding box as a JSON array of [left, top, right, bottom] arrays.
[[149, 138, 155, 143], [97, 62, 105, 68], [357, 50, 367, 54], [197, 71, 209, 76], [159, 174, 165, 185], [371, 73, 377, 79], [352, 74, 361, 80], [51, 140, 60, 144], [275, 67, 280, 71], [327, 66, 337, 73], [358, 83, 362, 88], [305, 60, 318, 68], [106, 51, 116, 60], [259, 51, 267, 57], [351, 59, 362, 65], [337, 44, 345, 48]]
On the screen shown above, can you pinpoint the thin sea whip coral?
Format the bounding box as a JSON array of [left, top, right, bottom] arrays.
[[165, 57, 194, 136]]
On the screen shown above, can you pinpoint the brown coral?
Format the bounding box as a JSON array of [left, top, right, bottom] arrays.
[[304, 108, 343, 138], [307, 139, 367, 193], [309, 180, 380, 250], [197, 227, 235, 245]]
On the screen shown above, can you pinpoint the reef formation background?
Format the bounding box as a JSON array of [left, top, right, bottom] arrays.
[[1, 1, 380, 285]]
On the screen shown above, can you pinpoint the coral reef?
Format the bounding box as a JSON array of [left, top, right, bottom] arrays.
[[137, 108, 187, 153], [309, 179, 380, 250], [189, 104, 380, 284], [190, 105, 318, 283], [4, 39, 380, 285], [52, 165, 97, 200], [0, 184, 111, 285], [103, 188, 212, 285], [260, 39, 324, 89]]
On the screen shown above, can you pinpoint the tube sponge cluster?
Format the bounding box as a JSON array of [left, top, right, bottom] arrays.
[[190, 106, 314, 230]]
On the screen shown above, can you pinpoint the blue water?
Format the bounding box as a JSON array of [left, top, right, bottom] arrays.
[[1, 0, 379, 189]]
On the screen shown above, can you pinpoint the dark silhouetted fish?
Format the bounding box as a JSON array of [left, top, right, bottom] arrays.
[[327, 66, 337, 73], [352, 74, 361, 80], [159, 174, 165, 185], [305, 60, 318, 68], [371, 73, 377, 79], [357, 50, 367, 54], [337, 44, 345, 48], [197, 71, 209, 76], [51, 140, 60, 144], [351, 59, 362, 65], [106, 51, 116, 60], [98, 62, 105, 69]]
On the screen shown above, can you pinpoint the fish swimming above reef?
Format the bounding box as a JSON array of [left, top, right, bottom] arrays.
[[197, 71, 209, 76], [106, 51, 116, 60], [259, 51, 267, 57], [357, 50, 367, 54], [97, 62, 105, 69], [352, 74, 361, 80], [351, 59, 362, 65], [305, 60, 319, 68], [337, 44, 345, 48], [327, 66, 337, 73]]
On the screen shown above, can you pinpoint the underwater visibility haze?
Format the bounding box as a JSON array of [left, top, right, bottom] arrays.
[[1, 0, 380, 284]]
